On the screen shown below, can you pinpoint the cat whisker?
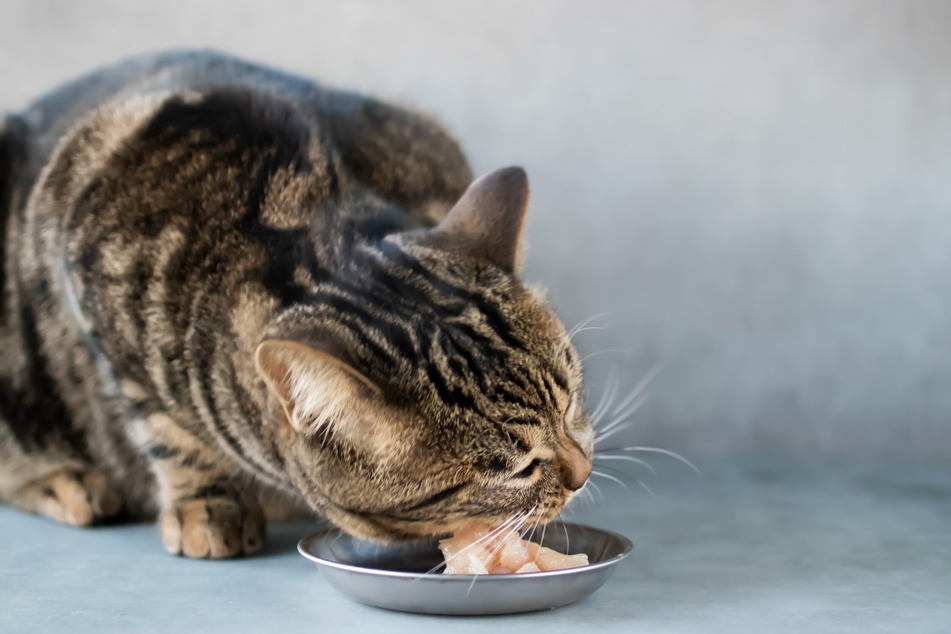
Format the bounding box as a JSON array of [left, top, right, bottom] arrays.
[[591, 469, 628, 489], [636, 479, 656, 498], [481, 524, 520, 570], [486, 509, 534, 560], [559, 500, 578, 518], [414, 513, 524, 580], [596, 396, 646, 434], [618, 446, 702, 475], [586, 480, 605, 505], [423, 524, 510, 579], [581, 486, 596, 507], [567, 312, 610, 341], [430, 510, 533, 583], [579, 349, 632, 365], [594, 422, 634, 445], [556, 514, 570, 554], [593, 454, 657, 475], [557, 313, 610, 358], [523, 509, 543, 544], [570, 326, 605, 338], [589, 368, 619, 426], [467, 510, 534, 594], [609, 366, 662, 417]]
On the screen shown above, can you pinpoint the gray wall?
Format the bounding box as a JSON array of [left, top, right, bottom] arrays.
[[3, 1, 950, 459]]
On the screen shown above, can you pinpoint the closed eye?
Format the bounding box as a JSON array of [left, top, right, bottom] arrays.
[[513, 458, 548, 479]]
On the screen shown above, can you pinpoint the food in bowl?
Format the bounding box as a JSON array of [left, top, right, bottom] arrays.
[[439, 525, 589, 574]]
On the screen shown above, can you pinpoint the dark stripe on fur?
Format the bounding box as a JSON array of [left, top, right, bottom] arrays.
[[394, 482, 467, 514], [377, 241, 527, 351], [147, 443, 180, 459], [0, 299, 87, 457], [183, 484, 232, 500], [424, 363, 479, 412], [0, 117, 27, 318]]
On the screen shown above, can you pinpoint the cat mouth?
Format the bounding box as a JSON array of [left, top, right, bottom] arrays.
[[320, 500, 468, 543], [326, 504, 559, 544]]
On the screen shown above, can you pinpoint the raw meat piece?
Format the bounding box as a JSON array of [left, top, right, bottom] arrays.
[[439, 525, 589, 574]]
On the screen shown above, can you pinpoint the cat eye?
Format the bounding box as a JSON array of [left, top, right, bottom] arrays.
[[513, 458, 548, 479]]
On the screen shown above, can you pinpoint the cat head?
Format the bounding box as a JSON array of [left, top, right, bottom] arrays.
[[255, 168, 592, 541]]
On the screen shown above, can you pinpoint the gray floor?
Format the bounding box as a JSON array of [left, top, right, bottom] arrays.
[[2, 459, 949, 633]]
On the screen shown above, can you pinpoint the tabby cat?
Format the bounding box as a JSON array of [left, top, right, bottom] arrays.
[[0, 51, 592, 558]]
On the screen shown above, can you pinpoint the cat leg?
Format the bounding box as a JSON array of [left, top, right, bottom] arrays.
[[130, 411, 266, 559], [0, 376, 123, 526], [2, 117, 118, 525], [2, 462, 123, 526]]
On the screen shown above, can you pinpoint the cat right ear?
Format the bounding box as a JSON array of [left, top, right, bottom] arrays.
[[254, 339, 381, 436], [419, 166, 530, 274]]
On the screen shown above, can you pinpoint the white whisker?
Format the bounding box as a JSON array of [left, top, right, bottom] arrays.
[[415, 513, 523, 580], [610, 366, 662, 417], [595, 422, 633, 445], [587, 480, 605, 504], [482, 514, 528, 567], [619, 446, 702, 475], [591, 469, 628, 489], [570, 325, 605, 339], [590, 368, 619, 425], [464, 515, 529, 593], [594, 454, 657, 475], [460, 509, 535, 594], [636, 479, 656, 498], [597, 395, 646, 435], [560, 500, 578, 518], [557, 516, 570, 554], [524, 510, 543, 544], [567, 312, 610, 341], [580, 349, 631, 364], [466, 569, 480, 594]]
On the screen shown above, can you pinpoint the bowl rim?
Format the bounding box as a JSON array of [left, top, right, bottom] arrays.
[[297, 521, 633, 580]]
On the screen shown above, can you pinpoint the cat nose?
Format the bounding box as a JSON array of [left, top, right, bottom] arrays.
[[558, 439, 591, 491]]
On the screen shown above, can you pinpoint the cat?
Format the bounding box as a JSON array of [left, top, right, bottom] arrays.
[[0, 50, 593, 558]]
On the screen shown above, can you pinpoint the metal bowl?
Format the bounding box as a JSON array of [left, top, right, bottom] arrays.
[[297, 522, 632, 615]]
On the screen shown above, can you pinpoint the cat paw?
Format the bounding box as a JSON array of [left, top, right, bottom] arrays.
[[15, 468, 123, 526], [160, 495, 266, 559]]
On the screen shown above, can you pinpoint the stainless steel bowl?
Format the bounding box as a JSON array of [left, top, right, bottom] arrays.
[[298, 522, 633, 615]]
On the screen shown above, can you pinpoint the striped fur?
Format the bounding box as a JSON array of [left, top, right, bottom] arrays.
[[0, 51, 592, 557]]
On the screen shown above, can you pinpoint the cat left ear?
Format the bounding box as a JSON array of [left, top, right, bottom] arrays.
[[419, 166, 530, 274], [254, 339, 381, 436]]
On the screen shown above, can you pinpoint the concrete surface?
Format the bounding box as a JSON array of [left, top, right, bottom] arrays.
[[3, 6, 949, 632], [2, 459, 949, 633], [2, 1, 951, 459]]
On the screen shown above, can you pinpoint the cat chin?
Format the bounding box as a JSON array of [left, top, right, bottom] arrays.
[[321, 506, 546, 544], [311, 503, 411, 543], [321, 509, 463, 544]]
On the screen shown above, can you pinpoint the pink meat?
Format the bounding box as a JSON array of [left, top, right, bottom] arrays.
[[438, 525, 589, 575]]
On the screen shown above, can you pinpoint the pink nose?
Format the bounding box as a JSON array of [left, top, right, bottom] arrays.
[[558, 439, 591, 491]]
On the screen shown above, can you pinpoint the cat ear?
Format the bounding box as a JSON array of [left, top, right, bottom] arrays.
[[419, 166, 530, 274], [254, 339, 381, 436]]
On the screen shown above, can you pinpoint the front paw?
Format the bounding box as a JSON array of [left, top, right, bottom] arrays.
[[14, 468, 123, 527], [160, 494, 266, 559]]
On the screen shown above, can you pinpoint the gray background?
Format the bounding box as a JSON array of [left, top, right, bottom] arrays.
[[2, 0, 950, 460]]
